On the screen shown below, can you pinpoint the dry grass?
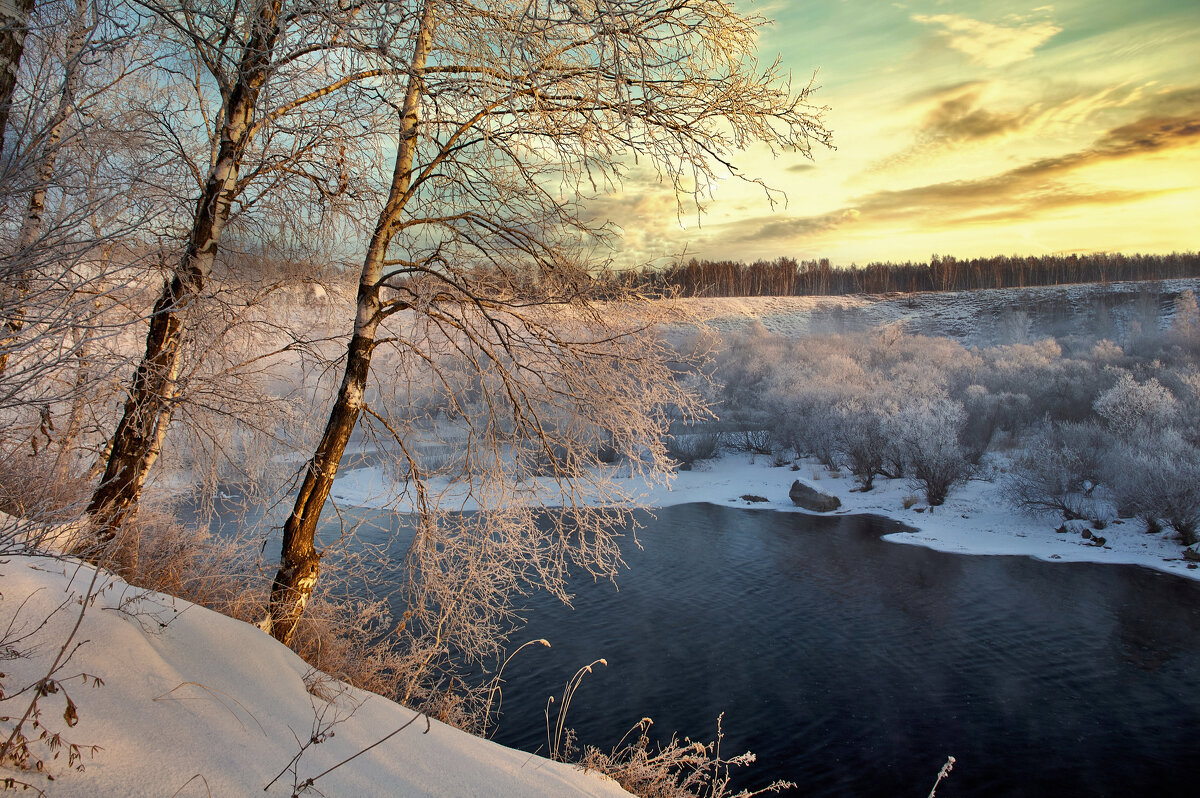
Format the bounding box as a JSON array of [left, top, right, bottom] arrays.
[[95, 506, 265, 624], [581, 715, 794, 798]]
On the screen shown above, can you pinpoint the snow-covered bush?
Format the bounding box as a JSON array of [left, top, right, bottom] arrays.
[[726, 428, 776, 457], [1168, 290, 1200, 357], [834, 392, 896, 490], [895, 396, 970, 506], [1007, 420, 1112, 520], [1093, 373, 1178, 438], [665, 431, 720, 469], [713, 322, 1195, 523], [1105, 431, 1200, 545]]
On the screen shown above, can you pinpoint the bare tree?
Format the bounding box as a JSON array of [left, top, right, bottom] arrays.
[[0, 0, 96, 377], [264, 0, 831, 659], [0, 0, 36, 156], [0, 0, 165, 522], [83, 0, 385, 538]]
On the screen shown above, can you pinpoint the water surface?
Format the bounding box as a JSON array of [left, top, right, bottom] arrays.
[[481, 504, 1200, 797], [203, 499, 1200, 796]]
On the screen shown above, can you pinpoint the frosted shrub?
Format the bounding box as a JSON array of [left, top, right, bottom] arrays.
[[1007, 421, 1113, 520], [716, 323, 791, 413], [666, 432, 720, 469], [727, 428, 776, 457], [896, 396, 971, 506], [979, 337, 1102, 421], [1168, 290, 1200, 357], [581, 715, 794, 798], [1091, 339, 1124, 363], [1093, 373, 1178, 438], [1106, 432, 1200, 545], [960, 385, 999, 463], [1170, 368, 1200, 446], [835, 393, 896, 491]]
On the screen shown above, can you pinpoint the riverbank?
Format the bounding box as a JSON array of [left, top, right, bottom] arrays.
[[328, 451, 1200, 582]]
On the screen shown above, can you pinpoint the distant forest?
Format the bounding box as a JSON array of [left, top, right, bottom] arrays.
[[607, 252, 1200, 297]]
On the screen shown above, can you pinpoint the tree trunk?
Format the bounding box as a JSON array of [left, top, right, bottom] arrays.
[[267, 0, 438, 645], [0, 0, 35, 158], [85, 1, 284, 542], [0, 0, 91, 377], [266, 322, 378, 643]]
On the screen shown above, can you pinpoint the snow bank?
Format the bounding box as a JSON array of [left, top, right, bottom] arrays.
[[0, 557, 630, 797], [329, 452, 1200, 583]]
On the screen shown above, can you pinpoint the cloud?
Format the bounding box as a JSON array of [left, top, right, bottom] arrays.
[[867, 82, 1032, 173], [912, 12, 1062, 68], [785, 162, 818, 174], [735, 209, 861, 242], [737, 105, 1200, 242], [909, 82, 1031, 147], [870, 80, 1177, 176]]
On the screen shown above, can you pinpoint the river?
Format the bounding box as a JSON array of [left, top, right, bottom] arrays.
[[204, 499, 1200, 796]]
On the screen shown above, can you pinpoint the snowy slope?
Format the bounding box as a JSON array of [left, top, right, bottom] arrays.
[[0, 557, 630, 797], [672, 277, 1200, 344]]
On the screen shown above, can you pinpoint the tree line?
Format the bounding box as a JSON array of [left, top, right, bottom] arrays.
[[610, 252, 1200, 297]]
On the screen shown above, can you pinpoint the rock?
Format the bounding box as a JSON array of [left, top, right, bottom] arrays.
[[1081, 529, 1092, 540], [740, 494, 769, 503], [788, 479, 841, 512], [1183, 548, 1200, 562]]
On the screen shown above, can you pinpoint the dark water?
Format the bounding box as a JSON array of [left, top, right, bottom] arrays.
[[482, 505, 1200, 797], [207, 500, 1200, 796]]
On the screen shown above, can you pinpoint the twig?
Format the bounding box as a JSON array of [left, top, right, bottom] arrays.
[[0, 563, 103, 765], [152, 681, 266, 735], [170, 773, 213, 798], [268, 710, 429, 793], [927, 755, 956, 798]]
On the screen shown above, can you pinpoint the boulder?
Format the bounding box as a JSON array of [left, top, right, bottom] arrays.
[[789, 479, 841, 512]]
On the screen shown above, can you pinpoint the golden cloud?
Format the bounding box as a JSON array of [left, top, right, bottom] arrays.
[[739, 104, 1200, 242]]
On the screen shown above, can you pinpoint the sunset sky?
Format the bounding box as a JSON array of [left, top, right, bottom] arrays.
[[598, 0, 1200, 267]]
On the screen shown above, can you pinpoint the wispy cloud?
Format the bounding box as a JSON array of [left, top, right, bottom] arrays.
[[868, 80, 1167, 176], [735, 209, 861, 242], [737, 103, 1200, 241], [918, 83, 1029, 142], [912, 12, 1061, 68]]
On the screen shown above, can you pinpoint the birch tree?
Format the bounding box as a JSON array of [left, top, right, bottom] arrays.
[[0, 0, 94, 377], [264, 0, 831, 665], [0, 0, 36, 156], [84, 0, 382, 537]]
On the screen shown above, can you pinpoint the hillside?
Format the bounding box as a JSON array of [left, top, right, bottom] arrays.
[[0, 555, 631, 797], [673, 277, 1200, 344]]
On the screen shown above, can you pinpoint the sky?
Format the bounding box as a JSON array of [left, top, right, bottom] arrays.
[[594, 0, 1200, 267]]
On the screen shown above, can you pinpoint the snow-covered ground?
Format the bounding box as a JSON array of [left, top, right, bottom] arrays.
[[328, 451, 1200, 583], [671, 277, 1200, 343], [0, 556, 632, 797]]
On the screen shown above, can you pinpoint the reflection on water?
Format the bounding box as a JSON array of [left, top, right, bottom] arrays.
[[200, 499, 1200, 796]]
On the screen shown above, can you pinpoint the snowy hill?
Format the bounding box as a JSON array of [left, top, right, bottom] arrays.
[[0, 556, 630, 797], [673, 277, 1200, 344]]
